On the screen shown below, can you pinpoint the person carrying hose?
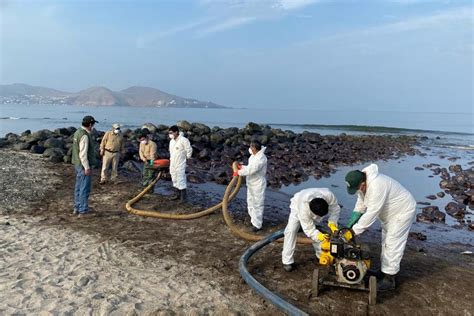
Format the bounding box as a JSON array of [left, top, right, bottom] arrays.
[[234, 141, 268, 232], [168, 125, 193, 203], [343, 163, 416, 292], [99, 123, 125, 184], [138, 131, 157, 187], [281, 188, 341, 272]]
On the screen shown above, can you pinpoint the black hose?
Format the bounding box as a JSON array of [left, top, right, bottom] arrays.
[[239, 229, 309, 316]]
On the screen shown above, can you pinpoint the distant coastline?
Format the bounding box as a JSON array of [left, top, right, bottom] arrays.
[[0, 83, 229, 109]]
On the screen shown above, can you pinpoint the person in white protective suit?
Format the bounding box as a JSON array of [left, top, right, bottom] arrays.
[[281, 188, 341, 272], [234, 141, 267, 232], [168, 125, 193, 203], [344, 163, 416, 292]]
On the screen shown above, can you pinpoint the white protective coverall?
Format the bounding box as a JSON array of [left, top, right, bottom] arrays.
[[169, 132, 193, 190], [282, 188, 340, 265], [352, 164, 416, 275], [238, 147, 268, 229]]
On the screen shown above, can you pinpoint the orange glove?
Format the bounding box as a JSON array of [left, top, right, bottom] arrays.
[[237, 164, 242, 170], [233, 171, 239, 177]]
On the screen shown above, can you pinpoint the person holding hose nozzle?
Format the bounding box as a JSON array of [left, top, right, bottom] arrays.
[[138, 131, 157, 187], [234, 141, 268, 232], [168, 125, 193, 203], [281, 188, 341, 272], [343, 163, 416, 292]]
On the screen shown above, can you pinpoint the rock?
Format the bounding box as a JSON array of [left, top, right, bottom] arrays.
[[187, 174, 205, 184], [198, 148, 211, 160], [42, 148, 65, 159], [0, 138, 8, 148], [417, 201, 431, 206], [448, 164, 462, 173], [177, 120, 192, 131], [445, 202, 466, 219], [191, 123, 210, 135], [414, 167, 424, 171], [31, 129, 52, 141], [122, 161, 141, 173], [21, 130, 31, 137], [210, 132, 225, 145], [54, 128, 71, 136], [30, 145, 46, 154], [244, 122, 262, 134], [420, 206, 446, 223], [416, 213, 433, 224], [426, 195, 437, 200], [436, 192, 445, 198], [409, 232, 427, 241], [44, 137, 65, 149], [141, 123, 157, 134], [13, 143, 31, 151], [63, 155, 71, 164]]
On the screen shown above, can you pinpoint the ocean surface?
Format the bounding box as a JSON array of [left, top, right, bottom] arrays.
[[1, 103, 473, 244]]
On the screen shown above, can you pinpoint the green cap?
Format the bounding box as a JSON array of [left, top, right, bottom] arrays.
[[345, 170, 365, 195]]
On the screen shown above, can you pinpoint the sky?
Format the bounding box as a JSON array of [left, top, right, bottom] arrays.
[[0, 0, 472, 112]]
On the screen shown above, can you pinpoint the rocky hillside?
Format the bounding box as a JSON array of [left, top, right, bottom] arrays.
[[0, 83, 227, 108]]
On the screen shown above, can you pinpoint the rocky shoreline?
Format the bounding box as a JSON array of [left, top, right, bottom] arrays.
[[2, 120, 473, 229]]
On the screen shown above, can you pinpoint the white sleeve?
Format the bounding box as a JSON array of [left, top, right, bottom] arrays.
[[299, 208, 320, 242], [184, 138, 192, 159], [79, 135, 90, 170], [327, 195, 341, 225], [238, 157, 265, 176], [352, 184, 389, 235], [354, 191, 368, 213]]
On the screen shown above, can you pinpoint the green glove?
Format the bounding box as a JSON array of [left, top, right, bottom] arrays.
[[347, 211, 363, 228]]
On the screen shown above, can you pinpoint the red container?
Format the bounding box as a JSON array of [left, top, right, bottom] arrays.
[[153, 159, 170, 169]]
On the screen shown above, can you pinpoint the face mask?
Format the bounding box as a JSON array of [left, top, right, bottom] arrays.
[[169, 134, 175, 140], [248, 148, 253, 155], [140, 140, 148, 145], [113, 129, 120, 134]]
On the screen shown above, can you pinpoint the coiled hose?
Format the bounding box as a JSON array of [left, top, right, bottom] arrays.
[[125, 169, 243, 219], [239, 229, 309, 316]]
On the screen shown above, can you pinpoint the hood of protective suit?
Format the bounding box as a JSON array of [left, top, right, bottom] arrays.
[[362, 163, 379, 183], [254, 146, 266, 157]]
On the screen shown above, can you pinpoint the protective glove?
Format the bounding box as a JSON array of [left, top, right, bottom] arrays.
[[233, 171, 239, 177], [316, 232, 330, 242], [347, 211, 363, 228], [237, 164, 242, 170], [328, 222, 338, 233], [149, 159, 154, 166], [343, 229, 354, 241]]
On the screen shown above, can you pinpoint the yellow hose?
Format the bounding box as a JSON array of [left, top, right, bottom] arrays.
[[221, 162, 313, 244], [125, 162, 312, 244], [125, 170, 243, 219]]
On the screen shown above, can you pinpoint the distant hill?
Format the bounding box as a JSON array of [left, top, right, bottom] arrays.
[[0, 83, 228, 108]]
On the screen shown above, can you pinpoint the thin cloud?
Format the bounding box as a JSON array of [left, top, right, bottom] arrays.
[[196, 16, 257, 37]]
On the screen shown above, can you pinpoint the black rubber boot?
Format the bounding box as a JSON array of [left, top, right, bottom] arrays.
[[283, 264, 293, 272], [377, 273, 396, 292], [170, 188, 180, 200], [180, 189, 187, 203], [368, 268, 384, 279]]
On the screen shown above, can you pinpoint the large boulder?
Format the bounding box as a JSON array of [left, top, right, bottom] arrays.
[[445, 202, 466, 219], [0, 138, 8, 148], [43, 148, 65, 159], [191, 123, 211, 135], [13, 142, 31, 151], [177, 120, 192, 131], [244, 122, 262, 134], [54, 127, 71, 136], [141, 123, 158, 134], [31, 129, 52, 141], [44, 137, 65, 149], [30, 145, 46, 154]]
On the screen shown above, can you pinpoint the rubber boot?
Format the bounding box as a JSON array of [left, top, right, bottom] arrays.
[[180, 189, 187, 203], [283, 264, 293, 272], [170, 188, 180, 200], [377, 273, 396, 292], [368, 268, 384, 279]]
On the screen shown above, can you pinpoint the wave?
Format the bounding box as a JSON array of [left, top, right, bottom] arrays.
[[268, 123, 474, 136], [0, 116, 26, 120]]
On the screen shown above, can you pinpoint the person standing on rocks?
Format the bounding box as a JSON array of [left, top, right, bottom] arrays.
[[72, 115, 99, 217], [234, 141, 268, 232], [281, 188, 341, 272], [99, 123, 125, 184], [344, 163, 416, 292], [138, 131, 157, 187], [168, 125, 193, 203]]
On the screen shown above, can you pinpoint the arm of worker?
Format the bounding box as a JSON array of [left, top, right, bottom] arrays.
[[150, 141, 157, 160], [184, 138, 193, 159], [352, 184, 389, 235], [99, 131, 108, 151], [139, 143, 146, 162], [326, 192, 341, 225], [79, 134, 90, 171], [299, 209, 320, 243], [238, 158, 265, 177]]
